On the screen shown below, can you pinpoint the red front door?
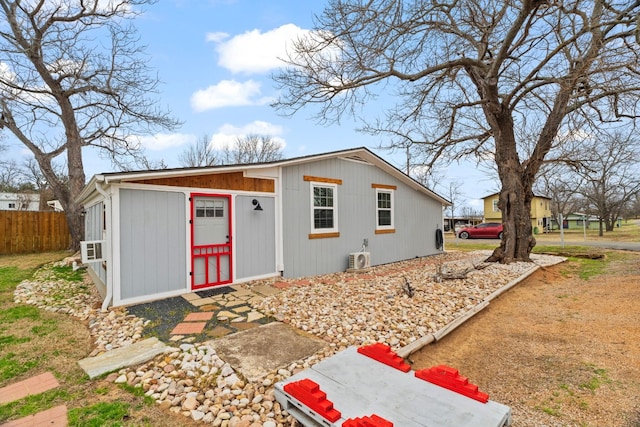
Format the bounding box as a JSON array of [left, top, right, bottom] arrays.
[[190, 194, 232, 289]]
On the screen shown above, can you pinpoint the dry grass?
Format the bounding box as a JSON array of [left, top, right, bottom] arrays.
[[410, 252, 640, 427], [0, 251, 202, 426], [0, 251, 71, 269]]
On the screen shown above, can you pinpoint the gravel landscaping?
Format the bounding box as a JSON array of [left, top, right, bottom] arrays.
[[254, 251, 564, 352], [13, 251, 566, 426]]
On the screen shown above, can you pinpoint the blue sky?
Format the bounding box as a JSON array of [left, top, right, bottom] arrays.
[[6, 0, 499, 210]]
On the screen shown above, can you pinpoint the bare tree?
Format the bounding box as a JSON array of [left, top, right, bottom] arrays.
[[274, 0, 640, 263], [445, 180, 464, 221], [0, 158, 23, 192], [535, 164, 584, 230], [179, 134, 218, 167], [624, 194, 640, 219], [221, 134, 284, 165], [0, 1, 180, 250], [411, 164, 442, 190], [573, 131, 640, 235], [15, 191, 35, 210]]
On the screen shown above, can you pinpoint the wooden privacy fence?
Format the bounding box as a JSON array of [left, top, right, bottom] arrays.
[[0, 211, 71, 254]]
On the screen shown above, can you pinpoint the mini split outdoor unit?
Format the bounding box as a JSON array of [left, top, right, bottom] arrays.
[[349, 252, 371, 270]]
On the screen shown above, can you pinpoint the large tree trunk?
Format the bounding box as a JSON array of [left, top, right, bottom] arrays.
[[31, 126, 86, 252], [485, 111, 536, 264], [65, 203, 85, 252], [64, 129, 86, 252], [486, 187, 536, 264]]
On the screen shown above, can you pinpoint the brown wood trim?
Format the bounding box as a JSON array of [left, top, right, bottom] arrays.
[[308, 232, 341, 239], [303, 175, 343, 185], [375, 229, 396, 234], [127, 171, 275, 193], [371, 183, 397, 190]]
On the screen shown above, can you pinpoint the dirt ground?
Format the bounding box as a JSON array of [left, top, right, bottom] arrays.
[[410, 251, 640, 427]]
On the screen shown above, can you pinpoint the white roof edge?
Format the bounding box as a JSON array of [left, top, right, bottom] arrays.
[[77, 147, 451, 206]]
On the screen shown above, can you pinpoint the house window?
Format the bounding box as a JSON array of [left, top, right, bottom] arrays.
[[492, 199, 500, 212], [376, 189, 394, 230], [195, 200, 224, 218], [310, 182, 338, 234]]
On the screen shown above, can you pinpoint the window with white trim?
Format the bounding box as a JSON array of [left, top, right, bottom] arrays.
[[376, 188, 394, 230], [492, 199, 500, 212], [311, 182, 338, 233]]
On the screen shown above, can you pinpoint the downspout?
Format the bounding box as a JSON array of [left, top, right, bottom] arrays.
[[276, 166, 284, 274], [94, 181, 113, 310]]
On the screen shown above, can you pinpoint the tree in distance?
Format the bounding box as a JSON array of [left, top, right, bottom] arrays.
[[179, 134, 284, 167], [274, 0, 640, 262], [0, 0, 180, 250]]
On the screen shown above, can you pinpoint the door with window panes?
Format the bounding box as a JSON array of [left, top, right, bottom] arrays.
[[190, 194, 232, 289]]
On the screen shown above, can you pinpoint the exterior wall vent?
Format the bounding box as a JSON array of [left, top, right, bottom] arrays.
[[348, 252, 371, 270]]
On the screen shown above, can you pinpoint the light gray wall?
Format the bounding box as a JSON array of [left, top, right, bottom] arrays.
[[84, 202, 106, 285], [119, 189, 186, 300], [234, 195, 276, 279], [282, 158, 443, 277]]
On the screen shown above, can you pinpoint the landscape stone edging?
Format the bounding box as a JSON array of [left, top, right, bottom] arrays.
[[396, 259, 565, 359]]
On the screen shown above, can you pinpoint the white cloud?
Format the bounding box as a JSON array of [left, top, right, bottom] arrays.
[[190, 79, 272, 112], [205, 32, 229, 43], [135, 133, 196, 151], [212, 24, 309, 74], [210, 121, 286, 150]]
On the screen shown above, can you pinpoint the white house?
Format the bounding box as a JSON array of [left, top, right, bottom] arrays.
[[77, 147, 451, 308], [0, 192, 40, 211]]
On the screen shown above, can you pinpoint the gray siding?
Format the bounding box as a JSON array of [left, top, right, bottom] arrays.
[[282, 158, 443, 277], [119, 189, 186, 300], [84, 202, 106, 285], [235, 195, 276, 279]]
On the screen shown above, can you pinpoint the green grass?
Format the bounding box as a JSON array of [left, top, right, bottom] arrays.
[[541, 405, 562, 417], [118, 383, 155, 406], [30, 320, 58, 337], [0, 353, 39, 382], [575, 258, 606, 280], [532, 245, 602, 256], [0, 335, 31, 349], [0, 305, 41, 322], [50, 265, 85, 282], [0, 252, 159, 424], [444, 241, 496, 251], [580, 366, 610, 392], [0, 388, 70, 420], [67, 402, 132, 427], [0, 267, 35, 293]]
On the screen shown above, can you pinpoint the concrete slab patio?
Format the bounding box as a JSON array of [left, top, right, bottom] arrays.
[[210, 322, 327, 382]]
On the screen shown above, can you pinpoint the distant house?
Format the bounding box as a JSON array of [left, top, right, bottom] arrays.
[[0, 192, 40, 211], [552, 213, 599, 230], [78, 147, 451, 308], [47, 200, 64, 212], [482, 192, 552, 232]]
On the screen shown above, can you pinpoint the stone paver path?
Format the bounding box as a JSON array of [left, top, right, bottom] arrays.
[[78, 337, 171, 379], [2, 405, 68, 426], [0, 372, 59, 404], [0, 372, 67, 426]]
